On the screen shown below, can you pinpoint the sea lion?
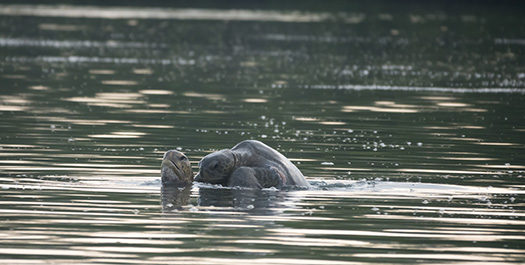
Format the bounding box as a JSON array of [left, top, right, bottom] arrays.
[[161, 150, 193, 185], [194, 140, 310, 189]]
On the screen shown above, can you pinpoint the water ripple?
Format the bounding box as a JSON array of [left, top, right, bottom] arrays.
[[0, 37, 166, 49], [0, 4, 359, 23]]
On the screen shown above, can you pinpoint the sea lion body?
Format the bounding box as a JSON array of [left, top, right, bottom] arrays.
[[195, 140, 310, 189]]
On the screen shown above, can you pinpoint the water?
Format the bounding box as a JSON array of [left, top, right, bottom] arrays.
[[1, 2, 525, 264]]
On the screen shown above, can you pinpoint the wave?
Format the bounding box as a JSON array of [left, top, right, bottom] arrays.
[[0, 37, 166, 49], [0, 4, 361, 23], [295, 84, 525, 94]]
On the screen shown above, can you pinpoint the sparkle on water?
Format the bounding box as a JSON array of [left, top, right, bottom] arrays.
[[0, 2, 524, 265]]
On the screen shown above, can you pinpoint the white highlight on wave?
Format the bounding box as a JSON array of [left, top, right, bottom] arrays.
[[0, 4, 347, 23], [494, 38, 525, 45], [297, 84, 525, 94], [0, 37, 166, 49], [5, 56, 195, 65]]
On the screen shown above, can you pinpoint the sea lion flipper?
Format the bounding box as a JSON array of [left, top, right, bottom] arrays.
[[228, 166, 284, 189]]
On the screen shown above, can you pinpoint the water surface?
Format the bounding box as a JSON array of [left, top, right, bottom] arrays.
[[1, 2, 524, 264]]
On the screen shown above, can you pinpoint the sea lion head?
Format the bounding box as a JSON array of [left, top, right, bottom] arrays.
[[195, 149, 235, 185], [161, 150, 194, 185]]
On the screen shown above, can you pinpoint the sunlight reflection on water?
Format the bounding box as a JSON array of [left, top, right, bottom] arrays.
[[1, 2, 524, 264], [1, 177, 523, 264]]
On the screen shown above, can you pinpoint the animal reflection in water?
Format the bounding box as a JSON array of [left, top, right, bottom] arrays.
[[160, 140, 307, 212], [160, 184, 289, 213], [160, 185, 192, 211]]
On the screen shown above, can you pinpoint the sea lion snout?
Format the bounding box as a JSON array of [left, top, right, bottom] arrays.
[[161, 150, 193, 185]]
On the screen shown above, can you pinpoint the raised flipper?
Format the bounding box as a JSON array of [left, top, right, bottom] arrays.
[[228, 166, 285, 189]]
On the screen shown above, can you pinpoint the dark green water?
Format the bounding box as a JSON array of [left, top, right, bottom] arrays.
[[1, 2, 524, 264]]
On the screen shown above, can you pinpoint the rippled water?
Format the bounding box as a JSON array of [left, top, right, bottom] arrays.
[[1, 2, 524, 264]]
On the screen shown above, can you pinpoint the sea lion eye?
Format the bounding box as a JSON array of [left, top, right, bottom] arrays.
[[180, 155, 187, 161]]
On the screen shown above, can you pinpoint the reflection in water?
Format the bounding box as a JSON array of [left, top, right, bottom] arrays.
[[1, 1, 525, 264], [0, 176, 524, 264], [197, 187, 288, 212], [0, 4, 347, 23], [161, 183, 290, 214], [6, 56, 197, 66], [303, 84, 525, 93], [161, 184, 192, 212], [0, 37, 166, 49]]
